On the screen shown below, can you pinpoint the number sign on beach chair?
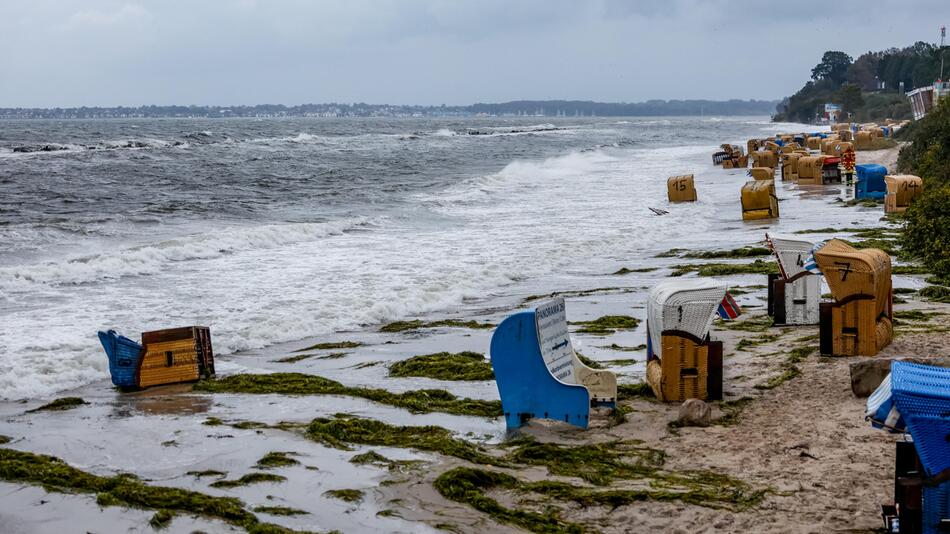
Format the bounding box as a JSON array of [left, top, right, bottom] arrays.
[[765, 233, 820, 325], [814, 239, 893, 357], [489, 297, 617, 430], [645, 280, 730, 402]]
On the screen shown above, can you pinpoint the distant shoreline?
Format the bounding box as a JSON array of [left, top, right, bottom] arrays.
[[0, 99, 778, 120]]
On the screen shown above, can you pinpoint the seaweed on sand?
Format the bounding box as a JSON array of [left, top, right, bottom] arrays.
[[210, 473, 287, 488], [920, 285, 950, 303], [616, 383, 654, 400], [388, 352, 493, 381], [323, 489, 364, 503], [253, 505, 309, 516], [670, 260, 778, 277], [434, 463, 766, 534], [255, 452, 300, 469], [571, 315, 640, 335], [612, 267, 658, 275], [505, 440, 665, 486], [293, 341, 362, 353], [681, 246, 770, 259], [305, 415, 505, 466], [27, 397, 88, 413], [0, 448, 309, 534], [433, 468, 584, 534], [380, 320, 494, 333], [194, 373, 502, 418], [717, 315, 774, 333]]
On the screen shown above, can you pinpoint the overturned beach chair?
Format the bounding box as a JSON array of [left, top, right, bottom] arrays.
[[667, 174, 697, 202], [856, 164, 887, 200], [885, 174, 923, 213], [765, 234, 820, 325], [490, 298, 617, 429], [815, 240, 893, 357], [741, 180, 779, 220], [97, 330, 145, 388], [98, 326, 215, 389], [645, 280, 726, 402]]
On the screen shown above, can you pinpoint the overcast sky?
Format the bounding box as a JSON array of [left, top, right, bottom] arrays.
[[1, 0, 947, 107]]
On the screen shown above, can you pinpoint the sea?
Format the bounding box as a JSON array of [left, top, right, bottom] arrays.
[[0, 116, 859, 400]]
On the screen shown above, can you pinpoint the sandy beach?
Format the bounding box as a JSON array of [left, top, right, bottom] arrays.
[[2, 141, 945, 534]]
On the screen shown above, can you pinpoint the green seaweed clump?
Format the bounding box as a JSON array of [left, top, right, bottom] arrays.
[[380, 319, 494, 333], [194, 373, 502, 418], [0, 436, 10, 445], [252, 505, 309, 516], [434, 468, 583, 534], [324, 489, 364, 503], [186, 469, 227, 478], [349, 450, 423, 472], [273, 354, 315, 363], [0, 448, 303, 534], [575, 353, 604, 369], [735, 333, 780, 351], [612, 266, 658, 275], [671, 260, 778, 277], [255, 452, 300, 469], [572, 315, 640, 335], [506, 439, 664, 486], [617, 383, 654, 400], [306, 415, 504, 466], [717, 315, 774, 333], [27, 397, 88, 413], [149, 509, 174, 529], [388, 352, 493, 381], [293, 341, 362, 353], [682, 246, 770, 259], [210, 473, 287, 488], [655, 248, 686, 258], [920, 285, 950, 303], [894, 310, 944, 323], [600, 343, 646, 352]]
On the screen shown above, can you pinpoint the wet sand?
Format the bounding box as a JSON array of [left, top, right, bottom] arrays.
[[4, 145, 947, 534]]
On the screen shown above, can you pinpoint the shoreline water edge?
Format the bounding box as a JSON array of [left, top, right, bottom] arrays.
[[1, 116, 945, 533]]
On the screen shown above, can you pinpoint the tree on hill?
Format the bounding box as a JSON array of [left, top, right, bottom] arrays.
[[811, 51, 853, 86]]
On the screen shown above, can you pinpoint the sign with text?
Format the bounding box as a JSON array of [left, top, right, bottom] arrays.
[[535, 298, 576, 384]]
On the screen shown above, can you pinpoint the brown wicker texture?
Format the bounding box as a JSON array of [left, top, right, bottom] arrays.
[[645, 335, 709, 402], [750, 167, 774, 180], [814, 239, 891, 315], [741, 179, 779, 220], [806, 136, 822, 150], [752, 150, 777, 169], [667, 174, 697, 202], [884, 175, 923, 212], [797, 155, 827, 184]]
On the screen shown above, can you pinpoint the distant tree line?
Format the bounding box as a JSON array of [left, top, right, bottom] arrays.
[[0, 99, 778, 120], [774, 42, 948, 123]]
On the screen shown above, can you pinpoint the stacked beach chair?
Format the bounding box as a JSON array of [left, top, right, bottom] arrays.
[[814, 239, 893, 357], [645, 280, 728, 402]]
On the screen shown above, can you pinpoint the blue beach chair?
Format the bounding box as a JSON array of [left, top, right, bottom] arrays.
[[97, 330, 144, 388], [855, 164, 887, 200]]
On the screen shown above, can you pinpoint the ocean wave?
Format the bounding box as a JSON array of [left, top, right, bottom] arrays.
[[4, 138, 185, 157], [0, 217, 373, 290]]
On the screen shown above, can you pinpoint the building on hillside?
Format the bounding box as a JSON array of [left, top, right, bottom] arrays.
[[907, 80, 950, 120]]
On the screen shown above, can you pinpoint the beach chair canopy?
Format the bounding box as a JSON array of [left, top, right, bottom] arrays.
[[648, 280, 727, 359], [814, 239, 891, 311], [890, 361, 950, 477], [856, 164, 887, 194], [885, 174, 924, 206], [766, 233, 812, 281]]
